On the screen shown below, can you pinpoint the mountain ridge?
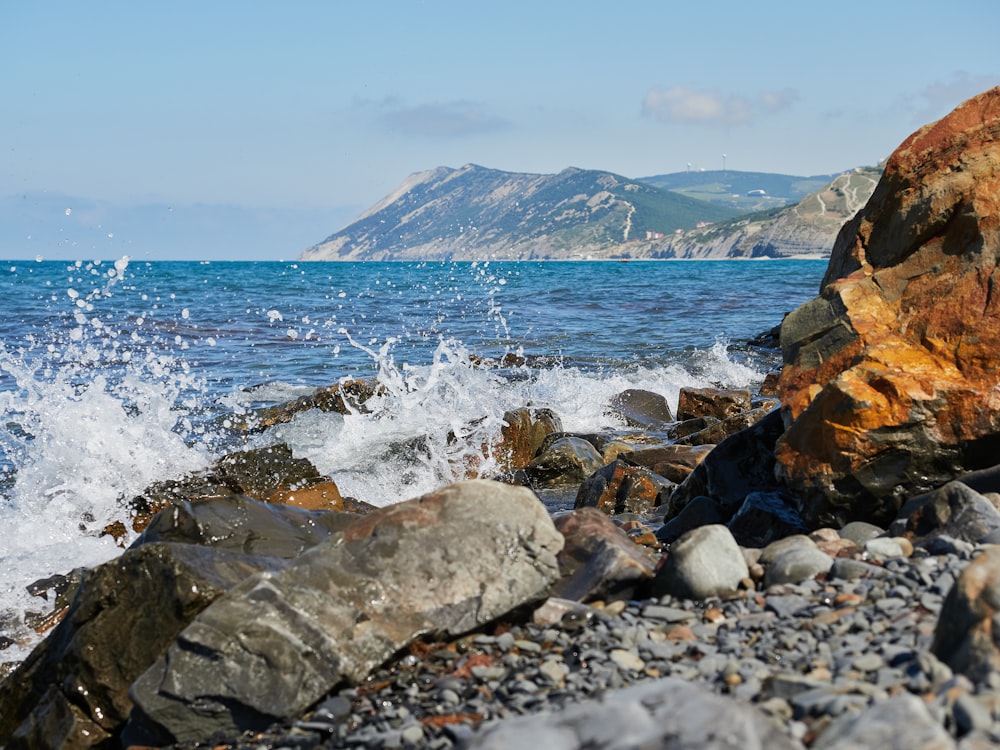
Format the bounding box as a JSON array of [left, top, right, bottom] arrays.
[[300, 164, 880, 261]]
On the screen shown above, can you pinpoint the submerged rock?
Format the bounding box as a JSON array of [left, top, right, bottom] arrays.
[[776, 86, 1000, 528]]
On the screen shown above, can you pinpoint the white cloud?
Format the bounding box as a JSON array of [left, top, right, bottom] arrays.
[[379, 100, 511, 138], [910, 71, 999, 121], [641, 85, 797, 127]]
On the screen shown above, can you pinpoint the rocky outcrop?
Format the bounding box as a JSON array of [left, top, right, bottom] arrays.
[[124, 480, 563, 745], [775, 86, 1000, 528]]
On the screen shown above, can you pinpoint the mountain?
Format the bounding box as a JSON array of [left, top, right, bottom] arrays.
[[639, 166, 882, 259], [300, 164, 882, 262], [300, 165, 741, 261], [637, 170, 841, 212]]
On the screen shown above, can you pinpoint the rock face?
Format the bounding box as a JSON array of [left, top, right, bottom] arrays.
[[775, 87, 1000, 528], [124, 480, 563, 745]]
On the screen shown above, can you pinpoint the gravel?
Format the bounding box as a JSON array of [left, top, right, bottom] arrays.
[[164, 538, 1000, 749]]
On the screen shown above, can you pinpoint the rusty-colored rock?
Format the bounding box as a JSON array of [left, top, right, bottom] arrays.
[[676, 387, 751, 422], [776, 87, 1000, 527]]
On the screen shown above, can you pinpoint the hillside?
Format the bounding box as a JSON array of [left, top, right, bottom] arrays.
[[300, 164, 881, 262], [641, 166, 882, 259], [300, 165, 740, 261], [637, 170, 840, 212]]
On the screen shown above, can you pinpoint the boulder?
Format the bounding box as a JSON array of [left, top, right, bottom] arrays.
[[760, 535, 834, 587], [726, 490, 809, 548], [574, 459, 672, 516], [132, 493, 357, 558], [606, 388, 673, 429], [0, 542, 284, 747], [495, 406, 562, 472], [810, 692, 955, 750], [675, 386, 751, 422], [618, 443, 714, 484], [775, 87, 1000, 528], [666, 408, 786, 522], [651, 524, 748, 600], [526, 436, 605, 487], [931, 545, 1000, 682], [673, 405, 772, 446], [124, 480, 563, 745], [552, 508, 656, 602], [239, 378, 382, 430], [894, 481, 1000, 547]]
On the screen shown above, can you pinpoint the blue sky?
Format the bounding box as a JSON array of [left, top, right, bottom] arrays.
[[2, 0, 998, 260]]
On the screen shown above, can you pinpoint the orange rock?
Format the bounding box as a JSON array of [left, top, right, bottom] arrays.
[[776, 86, 1000, 527], [267, 480, 345, 511]]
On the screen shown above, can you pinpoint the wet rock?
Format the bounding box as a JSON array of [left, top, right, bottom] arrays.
[[676, 386, 751, 422], [460, 676, 802, 750], [552, 508, 655, 602], [574, 459, 672, 516], [655, 495, 725, 544], [776, 87, 1000, 528], [617, 443, 713, 485], [0, 543, 281, 747], [241, 378, 383, 430], [674, 404, 772, 446], [667, 407, 786, 522], [726, 490, 809, 548], [931, 545, 1000, 682], [526, 437, 604, 487], [132, 493, 357, 558], [124, 480, 563, 745], [495, 407, 562, 472], [606, 388, 673, 429], [127, 442, 335, 532], [651, 524, 749, 600]]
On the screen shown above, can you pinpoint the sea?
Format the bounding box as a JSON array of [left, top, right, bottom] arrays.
[[0, 257, 826, 661]]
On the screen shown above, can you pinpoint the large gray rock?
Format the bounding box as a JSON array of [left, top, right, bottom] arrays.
[[0, 542, 283, 747], [124, 480, 564, 745], [460, 676, 803, 749], [651, 524, 749, 600], [527, 436, 605, 487]]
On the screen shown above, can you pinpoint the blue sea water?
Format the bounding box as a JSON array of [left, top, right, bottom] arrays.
[[0, 257, 826, 659]]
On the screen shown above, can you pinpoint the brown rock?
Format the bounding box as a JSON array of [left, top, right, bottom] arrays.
[[574, 459, 673, 516], [776, 86, 1000, 527], [494, 407, 562, 471], [607, 388, 674, 429], [552, 507, 656, 602], [268, 480, 346, 511], [676, 387, 752, 422], [241, 378, 383, 430]]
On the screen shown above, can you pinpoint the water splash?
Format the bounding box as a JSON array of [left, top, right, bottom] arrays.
[[0, 258, 212, 662]]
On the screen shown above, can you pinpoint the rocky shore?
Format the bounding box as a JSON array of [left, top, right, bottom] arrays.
[[3, 87, 1000, 750]]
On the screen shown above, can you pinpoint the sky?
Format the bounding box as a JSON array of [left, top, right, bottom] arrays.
[[2, 0, 998, 260]]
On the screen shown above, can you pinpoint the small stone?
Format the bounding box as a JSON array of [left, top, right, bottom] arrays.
[[609, 648, 645, 672]]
